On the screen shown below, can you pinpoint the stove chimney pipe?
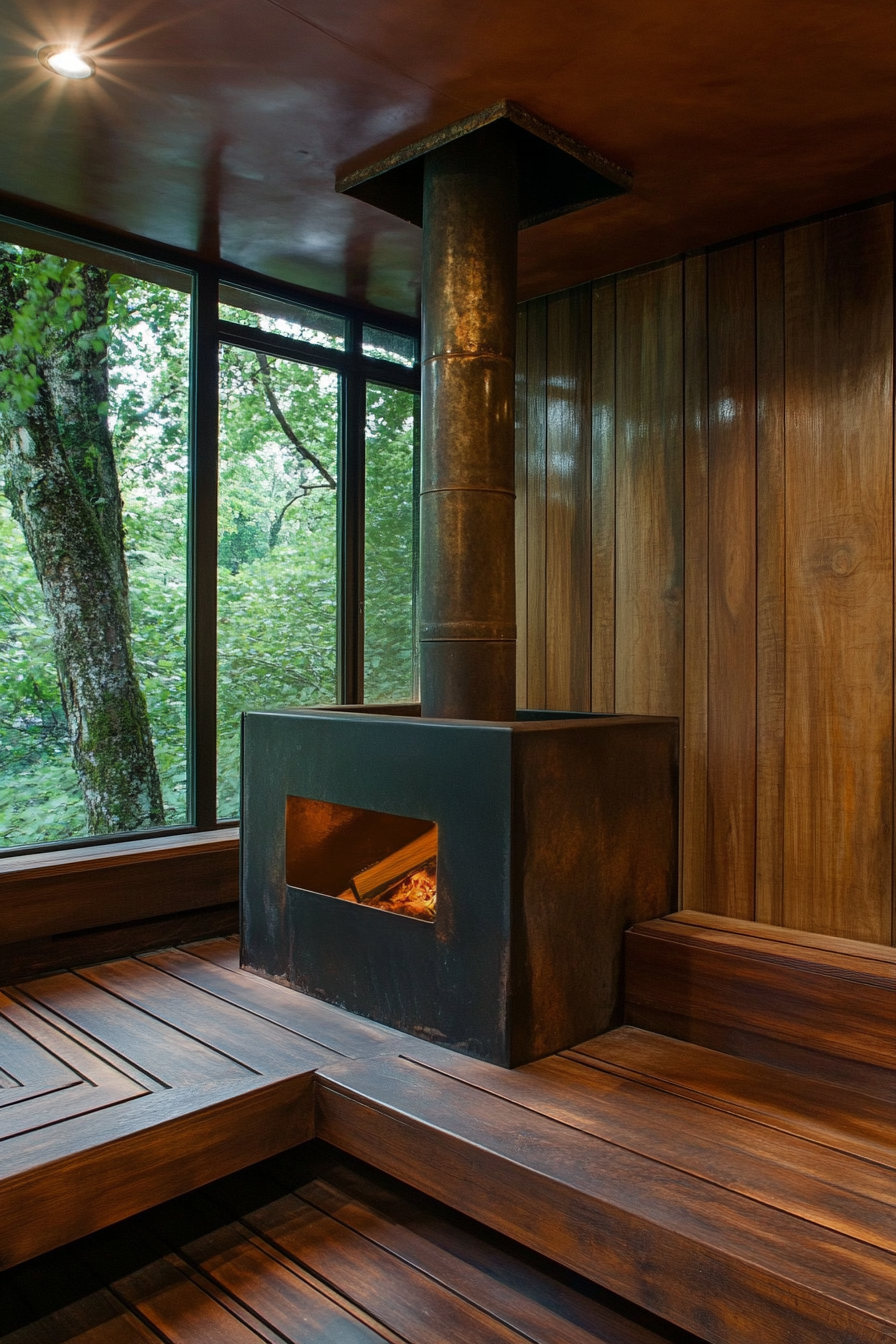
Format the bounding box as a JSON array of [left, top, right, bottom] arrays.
[[337, 103, 631, 720], [419, 123, 519, 720]]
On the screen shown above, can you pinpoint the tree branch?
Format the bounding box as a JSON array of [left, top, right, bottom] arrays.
[[255, 352, 337, 488], [268, 482, 333, 548]]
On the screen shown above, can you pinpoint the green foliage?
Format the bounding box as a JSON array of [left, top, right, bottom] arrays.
[[216, 347, 340, 816], [0, 248, 91, 414], [364, 383, 417, 703]]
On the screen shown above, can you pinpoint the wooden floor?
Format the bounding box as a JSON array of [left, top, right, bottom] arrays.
[[1, 919, 895, 1344], [1, 1143, 701, 1344]]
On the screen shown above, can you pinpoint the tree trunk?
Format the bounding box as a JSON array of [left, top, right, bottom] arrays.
[[1, 261, 165, 834]]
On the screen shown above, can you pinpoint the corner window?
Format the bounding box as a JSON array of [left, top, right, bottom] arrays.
[[0, 226, 419, 853]]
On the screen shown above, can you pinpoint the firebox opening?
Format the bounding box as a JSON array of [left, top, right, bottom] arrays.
[[285, 796, 438, 922]]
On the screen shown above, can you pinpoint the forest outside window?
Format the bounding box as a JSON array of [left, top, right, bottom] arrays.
[[0, 224, 419, 855]]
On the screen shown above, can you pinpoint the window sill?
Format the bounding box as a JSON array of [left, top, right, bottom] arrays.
[[0, 828, 239, 946]]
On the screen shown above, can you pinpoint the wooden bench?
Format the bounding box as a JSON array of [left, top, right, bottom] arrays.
[[625, 910, 896, 1098], [316, 913, 896, 1344]]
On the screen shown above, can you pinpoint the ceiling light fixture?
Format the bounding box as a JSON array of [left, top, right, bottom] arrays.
[[38, 44, 96, 79]]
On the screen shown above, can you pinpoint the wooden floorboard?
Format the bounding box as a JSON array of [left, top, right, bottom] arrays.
[[142, 942, 405, 1057], [567, 1027, 896, 1167], [1, 1145, 696, 1344]]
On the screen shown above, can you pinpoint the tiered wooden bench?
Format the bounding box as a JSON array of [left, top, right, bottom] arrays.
[[1, 916, 894, 1344]]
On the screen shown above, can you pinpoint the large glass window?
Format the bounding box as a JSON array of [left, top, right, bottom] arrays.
[[0, 224, 419, 853], [216, 346, 340, 817], [0, 241, 190, 849], [364, 383, 418, 703]]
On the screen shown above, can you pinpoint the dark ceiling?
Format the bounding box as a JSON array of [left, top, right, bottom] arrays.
[[1, 0, 894, 314]]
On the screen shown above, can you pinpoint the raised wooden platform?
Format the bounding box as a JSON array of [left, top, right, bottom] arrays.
[[0, 937, 403, 1269], [1, 916, 894, 1344], [2, 1144, 698, 1344]]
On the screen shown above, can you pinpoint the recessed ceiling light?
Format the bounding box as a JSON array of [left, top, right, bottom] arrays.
[[38, 45, 96, 80]]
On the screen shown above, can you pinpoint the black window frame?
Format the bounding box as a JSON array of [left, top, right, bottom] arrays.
[[0, 209, 420, 857]]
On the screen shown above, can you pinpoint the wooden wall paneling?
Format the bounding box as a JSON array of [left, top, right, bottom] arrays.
[[706, 242, 758, 920], [783, 205, 894, 943], [525, 298, 548, 708], [590, 277, 616, 712], [682, 254, 709, 911], [546, 286, 592, 711], [614, 263, 684, 717], [755, 233, 787, 926], [515, 305, 529, 709]]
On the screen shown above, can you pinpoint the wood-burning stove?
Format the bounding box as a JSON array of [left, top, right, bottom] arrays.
[[241, 705, 677, 1066], [240, 105, 677, 1066]]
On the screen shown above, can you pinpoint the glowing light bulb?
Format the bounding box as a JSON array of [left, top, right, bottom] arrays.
[[38, 45, 96, 79]]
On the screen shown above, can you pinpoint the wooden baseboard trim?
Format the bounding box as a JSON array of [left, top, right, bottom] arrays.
[[0, 904, 239, 983]]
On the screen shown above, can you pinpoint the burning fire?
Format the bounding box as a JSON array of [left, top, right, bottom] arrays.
[[368, 860, 437, 921]]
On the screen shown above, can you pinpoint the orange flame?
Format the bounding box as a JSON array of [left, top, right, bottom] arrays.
[[368, 860, 437, 921]]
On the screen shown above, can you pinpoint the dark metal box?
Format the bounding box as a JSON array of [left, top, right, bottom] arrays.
[[240, 707, 678, 1067]]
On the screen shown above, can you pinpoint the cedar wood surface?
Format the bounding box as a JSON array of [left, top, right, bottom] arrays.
[[516, 199, 896, 944], [1, 925, 894, 1344], [625, 910, 896, 1098], [0, 937, 401, 1270], [0, 831, 240, 983]]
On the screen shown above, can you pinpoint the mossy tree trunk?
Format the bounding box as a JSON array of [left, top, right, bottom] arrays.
[[0, 260, 165, 834]]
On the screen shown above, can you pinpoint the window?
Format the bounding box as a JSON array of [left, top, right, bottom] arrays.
[[216, 346, 340, 817], [364, 383, 418, 703], [0, 223, 419, 853]]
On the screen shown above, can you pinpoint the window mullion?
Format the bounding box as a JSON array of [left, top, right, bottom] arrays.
[[188, 265, 219, 828]]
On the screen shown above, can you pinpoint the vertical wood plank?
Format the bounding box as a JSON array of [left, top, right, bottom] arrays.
[[546, 285, 592, 711], [783, 205, 894, 942], [682, 254, 709, 911], [755, 233, 786, 926], [591, 278, 616, 712], [526, 298, 548, 709], [706, 241, 757, 920], [615, 262, 684, 717], [514, 305, 528, 709]]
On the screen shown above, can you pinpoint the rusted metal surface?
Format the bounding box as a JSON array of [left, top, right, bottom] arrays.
[[419, 121, 519, 719], [241, 706, 679, 1066], [336, 100, 631, 230]]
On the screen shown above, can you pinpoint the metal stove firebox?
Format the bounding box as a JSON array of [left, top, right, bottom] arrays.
[[240, 705, 677, 1067]]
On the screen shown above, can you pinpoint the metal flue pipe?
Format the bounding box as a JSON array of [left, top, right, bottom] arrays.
[[418, 122, 519, 720]]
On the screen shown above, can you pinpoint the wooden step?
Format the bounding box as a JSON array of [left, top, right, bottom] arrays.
[[625, 911, 896, 1097], [315, 1032, 896, 1344], [0, 938, 403, 1270], [1, 1144, 699, 1344]]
